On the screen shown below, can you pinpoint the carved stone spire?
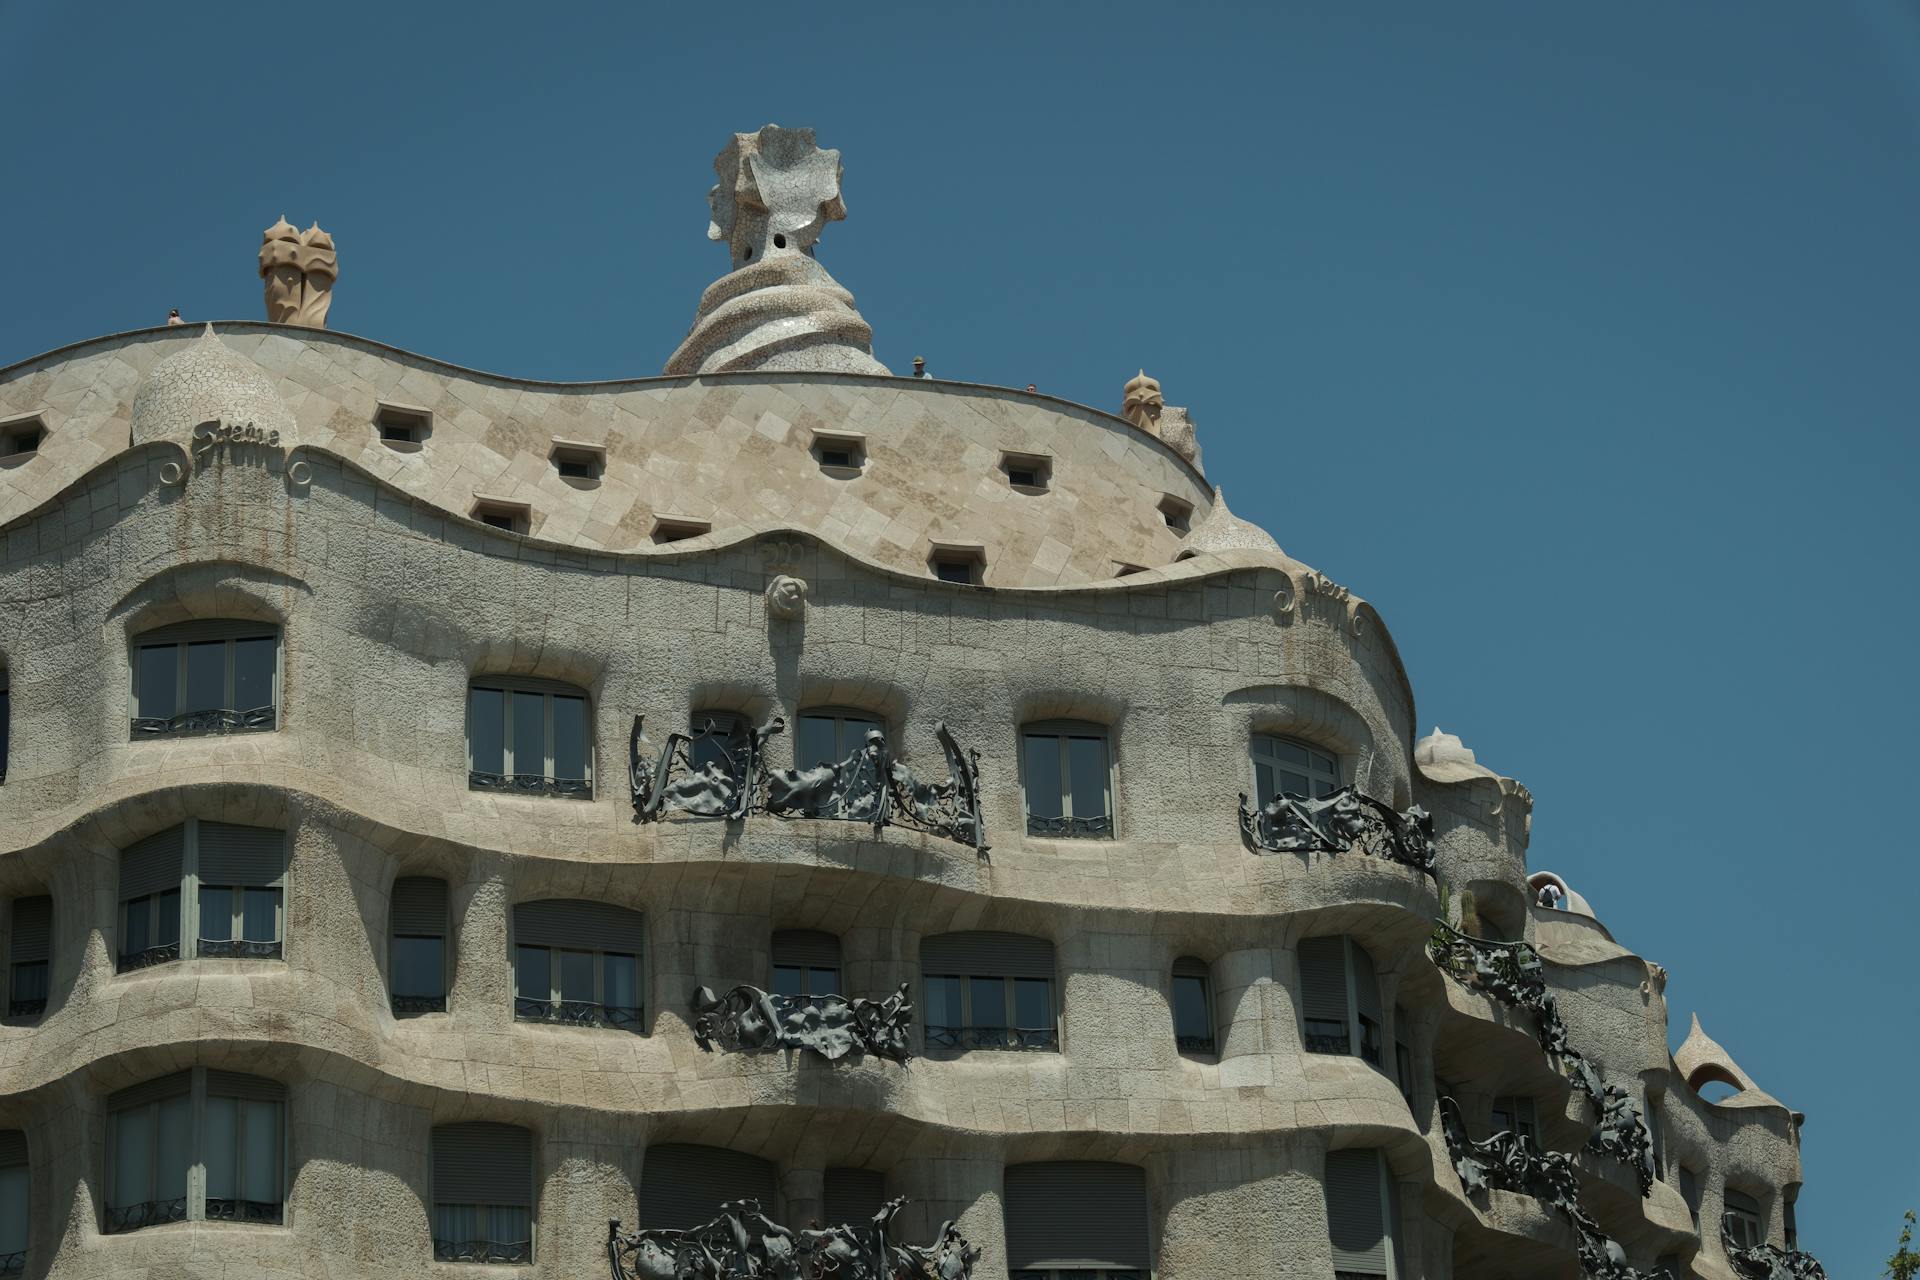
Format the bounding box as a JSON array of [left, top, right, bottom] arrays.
[[259, 215, 338, 328], [665, 125, 887, 376], [1120, 369, 1202, 467]]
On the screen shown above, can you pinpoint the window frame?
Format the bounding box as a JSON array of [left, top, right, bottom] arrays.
[[389, 877, 451, 1017], [1171, 957, 1215, 1056], [1019, 719, 1116, 839], [1250, 733, 1341, 806], [770, 929, 842, 1003], [430, 1123, 535, 1265], [1325, 1147, 1400, 1280], [1299, 935, 1383, 1068], [1392, 1004, 1414, 1106], [0, 1130, 25, 1271], [466, 676, 594, 799], [115, 820, 288, 972], [1722, 1187, 1764, 1250], [105, 1069, 287, 1233], [6, 895, 50, 1022], [128, 623, 281, 739], [1490, 1095, 1538, 1145], [921, 972, 1057, 1053], [513, 944, 643, 1032]]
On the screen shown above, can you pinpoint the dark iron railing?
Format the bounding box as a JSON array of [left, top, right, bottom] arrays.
[[1024, 813, 1112, 838], [469, 771, 592, 799], [197, 938, 282, 960], [103, 1197, 188, 1233], [436, 1237, 533, 1265], [116, 942, 181, 973], [130, 706, 276, 738], [392, 992, 447, 1015], [1175, 1034, 1216, 1055], [1237, 785, 1436, 875], [6, 999, 44, 1020], [1304, 1018, 1350, 1055], [0, 1249, 22, 1275], [923, 1024, 1058, 1052], [514, 997, 642, 1031], [205, 1197, 283, 1224]]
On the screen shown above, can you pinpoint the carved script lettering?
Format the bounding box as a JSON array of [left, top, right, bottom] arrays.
[[192, 416, 282, 458]]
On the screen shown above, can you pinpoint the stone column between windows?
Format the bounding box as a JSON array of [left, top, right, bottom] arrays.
[[1056, 930, 1165, 1069], [1215, 945, 1303, 1088], [453, 857, 513, 1031], [887, 1154, 1003, 1278], [1152, 1138, 1329, 1279], [539, 1109, 644, 1279], [842, 926, 917, 1043], [780, 1165, 823, 1231]]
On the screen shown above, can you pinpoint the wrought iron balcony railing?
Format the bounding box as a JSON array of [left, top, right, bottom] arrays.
[[130, 705, 276, 738], [514, 997, 642, 1031], [1304, 1018, 1351, 1055], [392, 992, 447, 1015], [1025, 813, 1112, 838], [205, 1197, 283, 1224], [631, 715, 988, 855], [115, 942, 181, 973], [923, 1024, 1058, 1052], [608, 1196, 979, 1280], [1238, 785, 1436, 874], [103, 1197, 188, 1233], [436, 1237, 532, 1265], [5, 999, 45, 1020], [0, 1249, 22, 1276], [1723, 1222, 1829, 1280], [468, 770, 592, 799], [690, 982, 914, 1064], [1175, 1034, 1216, 1055], [197, 938, 282, 960]]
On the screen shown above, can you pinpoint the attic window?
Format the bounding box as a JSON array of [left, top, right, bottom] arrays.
[[1114, 563, 1146, 577], [375, 403, 432, 448], [471, 498, 530, 535], [811, 431, 866, 475], [550, 439, 606, 484], [1000, 452, 1052, 493], [928, 544, 985, 586], [653, 518, 711, 544], [0, 414, 46, 459], [1159, 495, 1193, 533]]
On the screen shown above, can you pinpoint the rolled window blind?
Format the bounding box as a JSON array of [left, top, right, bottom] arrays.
[[205, 1071, 286, 1102], [392, 877, 450, 936], [1297, 936, 1350, 1027], [196, 822, 285, 887], [1171, 955, 1209, 979], [137, 619, 278, 645], [822, 1167, 886, 1228], [10, 896, 50, 963], [920, 932, 1054, 979], [771, 930, 841, 969], [641, 1144, 777, 1230], [1002, 1160, 1150, 1270], [1325, 1148, 1388, 1275], [1724, 1188, 1760, 1215], [0, 1131, 25, 1167], [433, 1122, 533, 1207], [109, 1071, 192, 1112], [513, 900, 643, 953], [120, 826, 186, 901]]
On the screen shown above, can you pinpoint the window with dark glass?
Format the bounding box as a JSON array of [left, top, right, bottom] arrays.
[[512, 900, 643, 1031], [794, 708, 882, 818], [467, 678, 592, 798], [106, 1070, 283, 1233], [7, 896, 50, 1020], [771, 929, 841, 1002], [1723, 1188, 1763, 1250], [1325, 1148, 1398, 1280], [1251, 734, 1340, 806], [1393, 1005, 1414, 1105], [1298, 935, 1383, 1067], [0, 1129, 26, 1274], [391, 876, 450, 1015], [432, 1122, 533, 1264], [117, 822, 285, 972], [1004, 1161, 1150, 1280], [1679, 1166, 1701, 1230], [1171, 957, 1214, 1055], [1021, 721, 1113, 838], [1491, 1095, 1537, 1145], [130, 621, 278, 738], [921, 932, 1056, 1052]]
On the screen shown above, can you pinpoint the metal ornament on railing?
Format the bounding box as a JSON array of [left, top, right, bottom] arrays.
[[1237, 785, 1436, 875], [1723, 1223, 1830, 1280], [631, 715, 989, 854], [689, 982, 914, 1064], [130, 705, 276, 737], [607, 1198, 979, 1280]]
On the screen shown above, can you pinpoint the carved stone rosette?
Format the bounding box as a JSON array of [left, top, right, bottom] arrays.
[[608, 1197, 978, 1280], [689, 981, 913, 1064], [631, 715, 989, 855], [1237, 785, 1437, 875], [1722, 1223, 1829, 1280]]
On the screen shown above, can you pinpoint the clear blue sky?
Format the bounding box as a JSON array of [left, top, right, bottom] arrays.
[[4, 1, 1916, 1270]]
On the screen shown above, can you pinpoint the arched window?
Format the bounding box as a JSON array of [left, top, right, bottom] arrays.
[[466, 677, 592, 799], [106, 1069, 286, 1232], [1251, 733, 1339, 805], [1171, 957, 1214, 1055], [1325, 1148, 1399, 1280], [6, 895, 50, 1021], [921, 932, 1056, 1052], [117, 821, 287, 971], [1297, 936, 1382, 1067], [1003, 1161, 1151, 1279], [390, 877, 450, 1016], [130, 620, 279, 738], [1021, 720, 1113, 838], [771, 929, 841, 1000], [432, 1122, 533, 1264], [512, 900, 643, 1031], [641, 1144, 778, 1231], [0, 1129, 26, 1273], [1723, 1187, 1764, 1250]]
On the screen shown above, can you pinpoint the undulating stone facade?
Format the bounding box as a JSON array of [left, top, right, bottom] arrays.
[[0, 127, 1817, 1280]]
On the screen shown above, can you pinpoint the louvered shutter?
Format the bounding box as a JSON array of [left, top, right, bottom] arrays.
[[121, 826, 185, 900], [1172, 955, 1209, 979], [0, 1131, 24, 1167], [920, 932, 1054, 979], [771, 930, 841, 968], [1351, 942, 1382, 1028], [10, 896, 50, 964], [1325, 1148, 1388, 1275], [1297, 936, 1351, 1027], [822, 1167, 885, 1228], [205, 1071, 285, 1102], [196, 822, 285, 887], [392, 878, 449, 936], [137, 620, 278, 644], [109, 1071, 192, 1111], [641, 1144, 778, 1230], [513, 900, 644, 953], [433, 1123, 533, 1207], [1003, 1161, 1150, 1270]]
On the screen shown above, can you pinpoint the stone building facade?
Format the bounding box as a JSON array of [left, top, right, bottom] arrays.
[[0, 128, 1818, 1280]]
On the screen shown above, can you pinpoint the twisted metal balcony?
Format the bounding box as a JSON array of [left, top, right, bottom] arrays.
[[436, 1237, 532, 1265], [468, 770, 592, 799], [129, 705, 276, 738], [1238, 784, 1436, 874], [513, 997, 642, 1031], [115, 942, 181, 973], [923, 1024, 1058, 1052], [1025, 813, 1111, 838]]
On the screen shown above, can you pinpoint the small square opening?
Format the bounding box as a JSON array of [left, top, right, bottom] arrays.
[[811, 431, 867, 476], [928, 545, 985, 586], [653, 517, 712, 544], [1159, 495, 1193, 533], [550, 440, 606, 484], [1000, 452, 1052, 493], [471, 499, 530, 534], [0, 414, 46, 460], [375, 403, 432, 448]]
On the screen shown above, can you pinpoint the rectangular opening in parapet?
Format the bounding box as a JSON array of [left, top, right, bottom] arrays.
[[928, 544, 986, 586], [0, 414, 46, 462], [1000, 451, 1052, 493], [1158, 494, 1193, 534], [1114, 563, 1146, 577], [550, 439, 607, 486], [471, 499, 530, 535], [653, 517, 712, 544], [810, 430, 867, 476], [375, 402, 432, 449]]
